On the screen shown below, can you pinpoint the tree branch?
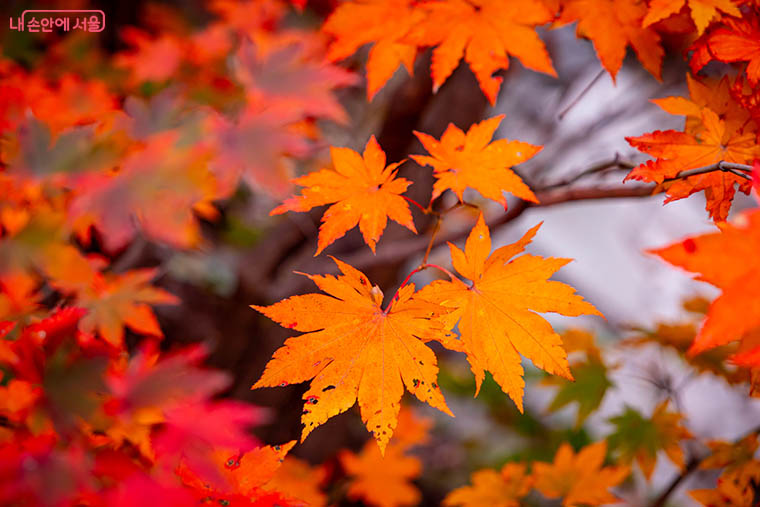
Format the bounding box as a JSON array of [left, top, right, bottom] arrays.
[[269, 183, 654, 299], [650, 423, 760, 507], [535, 155, 636, 191], [663, 161, 754, 183], [265, 158, 755, 299]]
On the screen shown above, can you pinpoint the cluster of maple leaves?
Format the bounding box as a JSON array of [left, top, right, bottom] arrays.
[[1, 0, 760, 504]]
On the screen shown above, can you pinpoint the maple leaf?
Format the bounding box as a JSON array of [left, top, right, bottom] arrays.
[[417, 213, 602, 411], [1, 307, 88, 384], [154, 400, 263, 485], [179, 441, 297, 502], [251, 257, 452, 453], [262, 456, 328, 507], [542, 330, 614, 427], [690, 459, 760, 506], [0, 379, 40, 423], [443, 463, 533, 507], [323, 0, 422, 100], [105, 345, 234, 459], [607, 402, 692, 479], [625, 107, 760, 221], [52, 268, 178, 349], [4, 115, 119, 181], [650, 74, 753, 138], [558, 0, 664, 79], [234, 38, 358, 122], [115, 28, 183, 84], [0, 272, 42, 322], [700, 433, 759, 473], [411, 116, 540, 208], [533, 441, 629, 507], [705, 14, 760, 86], [626, 321, 744, 383], [391, 405, 433, 450], [642, 0, 740, 35], [339, 440, 421, 507], [650, 209, 760, 359], [271, 136, 416, 255], [119, 89, 201, 141], [413, 0, 556, 105], [208, 106, 311, 198], [70, 133, 220, 251]]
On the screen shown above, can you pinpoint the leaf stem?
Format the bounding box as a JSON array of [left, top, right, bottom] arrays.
[[402, 195, 429, 214], [383, 263, 457, 313]]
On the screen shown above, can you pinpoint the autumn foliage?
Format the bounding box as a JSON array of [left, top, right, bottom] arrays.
[[2, 0, 760, 505]]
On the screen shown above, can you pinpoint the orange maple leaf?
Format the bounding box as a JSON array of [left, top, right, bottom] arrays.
[[262, 456, 328, 507], [417, 213, 602, 411], [272, 136, 416, 255], [233, 38, 358, 123], [533, 441, 630, 506], [443, 463, 533, 507], [558, 0, 664, 79], [323, 0, 422, 100], [338, 408, 428, 507], [625, 107, 760, 221], [251, 258, 452, 453], [52, 268, 178, 349], [0, 379, 40, 423], [707, 14, 760, 86], [650, 209, 760, 360], [643, 0, 740, 35], [411, 0, 556, 104], [340, 442, 421, 507], [208, 106, 310, 198], [650, 74, 752, 137], [178, 441, 297, 501], [412, 116, 540, 208], [70, 133, 220, 251], [115, 28, 183, 85]]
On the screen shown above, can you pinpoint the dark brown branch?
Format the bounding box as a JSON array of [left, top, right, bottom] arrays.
[[288, 184, 654, 280]]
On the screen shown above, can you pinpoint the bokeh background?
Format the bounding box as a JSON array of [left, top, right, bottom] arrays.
[[3, 1, 759, 505]]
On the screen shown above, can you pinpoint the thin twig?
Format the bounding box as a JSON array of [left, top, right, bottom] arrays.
[[537, 154, 636, 191], [663, 161, 754, 183], [558, 69, 606, 120]]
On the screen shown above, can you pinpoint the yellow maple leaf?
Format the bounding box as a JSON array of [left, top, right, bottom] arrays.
[[444, 463, 533, 507], [412, 116, 540, 209], [533, 441, 630, 506], [251, 258, 452, 453], [418, 213, 602, 411], [272, 136, 416, 255]]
